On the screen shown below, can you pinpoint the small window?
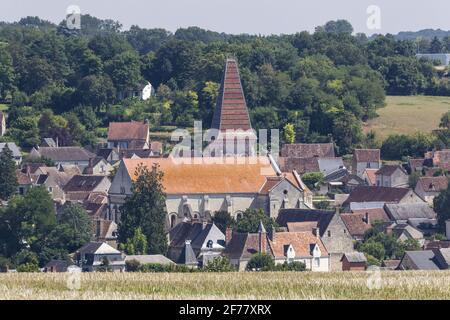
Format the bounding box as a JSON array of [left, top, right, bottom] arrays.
[[283, 190, 288, 195], [207, 240, 213, 248], [327, 230, 331, 237]]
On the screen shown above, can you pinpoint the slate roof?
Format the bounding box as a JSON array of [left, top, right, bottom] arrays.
[[63, 175, 107, 192], [416, 176, 449, 193], [354, 149, 380, 163], [107, 122, 149, 141], [281, 143, 335, 158], [401, 251, 440, 270], [318, 157, 345, 176], [223, 232, 263, 260], [177, 241, 198, 265], [34, 147, 95, 162], [268, 231, 328, 259], [341, 252, 367, 263], [77, 242, 121, 255], [0, 143, 21, 157], [276, 209, 335, 237], [343, 186, 411, 205], [384, 203, 437, 221], [169, 222, 225, 251], [211, 59, 252, 131], [125, 255, 175, 265]]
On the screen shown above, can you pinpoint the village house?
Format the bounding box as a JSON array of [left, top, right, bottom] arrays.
[[281, 143, 335, 159], [107, 121, 150, 150], [29, 146, 95, 171], [408, 158, 430, 173], [74, 242, 125, 272], [362, 168, 377, 186], [117, 82, 153, 101], [340, 208, 390, 241], [341, 252, 367, 271], [168, 221, 225, 267], [34, 166, 73, 202], [97, 148, 120, 164], [352, 149, 381, 177], [83, 157, 113, 176], [0, 142, 22, 165], [268, 228, 330, 272], [426, 149, 450, 169], [398, 250, 440, 270], [276, 208, 354, 270], [388, 223, 425, 246], [63, 175, 111, 203], [343, 186, 424, 211], [384, 203, 437, 225], [375, 165, 409, 188], [414, 176, 449, 204], [108, 156, 312, 226]]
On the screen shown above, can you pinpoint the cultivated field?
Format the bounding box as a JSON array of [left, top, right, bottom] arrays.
[[364, 95, 450, 140], [1, 271, 450, 300]]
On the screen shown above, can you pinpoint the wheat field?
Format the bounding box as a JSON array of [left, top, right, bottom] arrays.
[[1, 271, 450, 300]]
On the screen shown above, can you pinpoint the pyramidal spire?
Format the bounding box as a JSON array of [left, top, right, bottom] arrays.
[[211, 58, 253, 132]]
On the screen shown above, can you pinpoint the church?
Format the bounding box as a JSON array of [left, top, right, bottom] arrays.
[[108, 58, 313, 227]]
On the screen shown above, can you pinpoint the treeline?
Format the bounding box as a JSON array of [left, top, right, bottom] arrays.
[[0, 16, 448, 154]]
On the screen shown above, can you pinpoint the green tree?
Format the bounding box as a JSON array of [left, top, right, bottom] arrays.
[[203, 257, 234, 272], [283, 123, 296, 144], [235, 209, 277, 234], [246, 253, 275, 271], [301, 172, 324, 190], [119, 164, 168, 254], [121, 227, 148, 255], [212, 211, 236, 234], [0, 45, 15, 100], [440, 111, 450, 130], [106, 51, 142, 92], [434, 183, 450, 231], [0, 145, 18, 200]]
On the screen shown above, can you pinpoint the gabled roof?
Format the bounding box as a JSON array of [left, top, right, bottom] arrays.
[[343, 186, 411, 205], [268, 231, 328, 259], [363, 169, 378, 186], [416, 176, 449, 193], [122, 157, 276, 194], [169, 222, 225, 250], [354, 149, 380, 163], [281, 143, 335, 158], [107, 122, 149, 141], [211, 58, 252, 131], [0, 142, 21, 157], [384, 203, 436, 221], [401, 250, 440, 270], [375, 165, 407, 176], [223, 232, 263, 260], [341, 209, 390, 238], [341, 252, 367, 263], [77, 242, 121, 255], [409, 158, 426, 171], [278, 157, 320, 174], [33, 147, 95, 162], [64, 175, 107, 193], [276, 209, 336, 237]]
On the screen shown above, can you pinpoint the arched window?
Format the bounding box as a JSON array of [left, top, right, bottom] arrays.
[[170, 214, 176, 228], [207, 240, 213, 248]]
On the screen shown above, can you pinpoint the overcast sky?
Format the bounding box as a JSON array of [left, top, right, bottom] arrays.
[[0, 0, 449, 35]]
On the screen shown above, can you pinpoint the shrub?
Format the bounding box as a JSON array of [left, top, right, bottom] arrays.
[[203, 257, 234, 272], [273, 261, 307, 271], [17, 263, 40, 272], [246, 253, 275, 271], [125, 259, 141, 272]]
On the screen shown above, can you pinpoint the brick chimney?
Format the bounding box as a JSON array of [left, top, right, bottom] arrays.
[[225, 227, 232, 246], [313, 227, 320, 239]]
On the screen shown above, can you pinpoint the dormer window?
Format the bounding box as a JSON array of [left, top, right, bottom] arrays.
[[207, 240, 213, 248]]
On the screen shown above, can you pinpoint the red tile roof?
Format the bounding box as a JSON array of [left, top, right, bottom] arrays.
[[281, 143, 335, 158], [354, 149, 380, 163], [268, 231, 328, 259], [211, 59, 252, 132], [416, 176, 449, 192], [341, 209, 390, 238], [363, 169, 378, 186], [108, 122, 149, 141]]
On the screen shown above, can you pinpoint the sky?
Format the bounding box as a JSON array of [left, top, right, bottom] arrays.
[[0, 0, 449, 35]]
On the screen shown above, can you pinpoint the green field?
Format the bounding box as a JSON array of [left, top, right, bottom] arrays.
[[364, 96, 450, 141], [1, 271, 450, 300]]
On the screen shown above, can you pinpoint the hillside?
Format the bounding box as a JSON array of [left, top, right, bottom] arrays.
[[1, 271, 450, 300], [364, 96, 450, 141]]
